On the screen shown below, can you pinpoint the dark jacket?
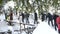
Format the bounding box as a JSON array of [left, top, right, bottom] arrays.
[[34, 12, 37, 20], [21, 13, 24, 19], [53, 14, 59, 21], [10, 12, 13, 20], [24, 12, 29, 19], [47, 13, 53, 20]]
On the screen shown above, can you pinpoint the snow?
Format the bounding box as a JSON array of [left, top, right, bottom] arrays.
[[32, 20, 58, 34], [0, 13, 59, 34], [0, 14, 5, 21], [4, 1, 16, 10], [21, 31, 26, 34]]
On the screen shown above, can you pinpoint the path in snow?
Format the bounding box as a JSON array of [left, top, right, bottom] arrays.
[[32, 20, 58, 34]]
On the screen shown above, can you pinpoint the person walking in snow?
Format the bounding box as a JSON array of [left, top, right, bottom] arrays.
[[25, 12, 29, 24], [41, 12, 45, 21], [47, 13, 53, 26], [21, 12, 25, 23], [53, 13, 59, 31], [34, 11, 38, 24], [56, 14, 60, 34], [5, 13, 7, 20]]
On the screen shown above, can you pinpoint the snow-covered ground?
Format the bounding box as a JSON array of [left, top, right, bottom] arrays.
[[0, 14, 37, 34], [0, 13, 59, 34], [32, 20, 59, 34]]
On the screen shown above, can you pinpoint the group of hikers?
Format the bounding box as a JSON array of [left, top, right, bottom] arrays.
[[20, 11, 38, 24], [5, 9, 60, 34], [41, 12, 60, 34], [5, 11, 38, 25]]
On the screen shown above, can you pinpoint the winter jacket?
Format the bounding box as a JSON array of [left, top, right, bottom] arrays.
[[47, 13, 53, 20], [53, 14, 59, 21], [21, 13, 25, 19], [56, 17, 60, 30], [34, 12, 37, 20]]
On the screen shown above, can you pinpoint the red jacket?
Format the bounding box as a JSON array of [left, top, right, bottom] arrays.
[[56, 17, 60, 30]]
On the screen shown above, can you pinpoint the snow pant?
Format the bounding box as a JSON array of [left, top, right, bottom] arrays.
[[34, 19, 37, 24], [22, 18, 24, 23], [26, 18, 29, 24], [54, 20, 58, 31], [41, 17, 44, 21], [48, 19, 53, 26], [58, 29, 60, 34]]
